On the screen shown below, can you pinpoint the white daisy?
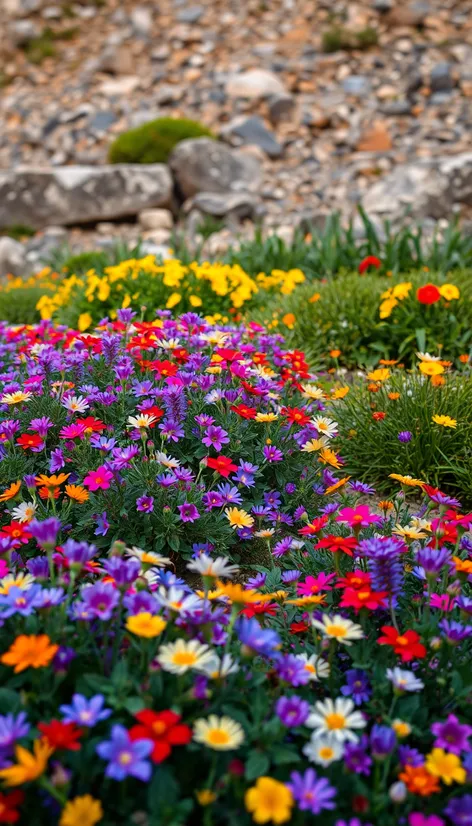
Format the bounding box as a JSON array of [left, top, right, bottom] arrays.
[[127, 413, 157, 429], [386, 667, 424, 693], [301, 384, 325, 400], [416, 352, 442, 362], [155, 451, 180, 469], [157, 639, 214, 675], [297, 653, 330, 682], [303, 734, 344, 766], [199, 654, 239, 679], [186, 554, 239, 579], [311, 416, 338, 439], [306, 697, 366, 743], [193, 715, 244, 750], [62, 395, 89, 413], [312, 614, 364, 646], [126, 547, 171, 568], [11, 501, 36, 523], [155, 586, 202, 615]]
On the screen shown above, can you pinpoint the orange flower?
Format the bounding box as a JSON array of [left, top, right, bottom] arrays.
[[0, 481, 21, 502], [379, 359, 399, 366], [399, 765, 440, 796], [452, 556, 472, 575], [367, 383, 380, 393], [65, 484, 89, 503], [1, 635, 59, 673], [378, 500, 394, 512], [329, 349, 341, 358], [388, 392, 400, 400], [325, 477, 351, 495], [318, 448, 342, 469], [459, 354, 469, 364], [431, 375, 446, 387], [39, 486, 60, 500], [35, 473, 70, 489]]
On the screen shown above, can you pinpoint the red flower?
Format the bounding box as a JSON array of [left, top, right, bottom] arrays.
[[372, 411, 386, 421], [230, 404, 257, 420], [315, 535, 358, 557], [298, 515, 329, 536], [75, 417, 106, 434], [215, 348, 242, 362], [16, 433, 43, 450], [240, 602, 277, 618], [377, 626, 427, 661], [0, 522, 31, 545], [340, 586, 387, 612], [141, 405, 164, 426], [38, 720, 83, 751], [0, 790, 24, 823], [416, 283, 441, 305], [358, 256, 381, 274], [240, 381, 265, 397], [429, 519, 458, 547], [290, 621, 309, 634], [336, 570, 372, 590], [444, 509, 472, 528], [280, 407, 311, 426], [206, 455, 238, 478], [129, 710, 192, 763]]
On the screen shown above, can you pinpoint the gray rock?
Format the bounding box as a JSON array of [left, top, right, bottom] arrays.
[[430, 62, 454, 92], [177, 5, 203, 23], [190, 191, 258, 219], [380, 100, 412, 116], [406, 71, 423, 98], [4, 0, 41, 16], [8, 19, 40, 46], [408, 1, 431, 24], [342, 76, 371, 96], [169, 138, 262, 200], [138, 208, 174, 231], [130, 6, 153, 36], [221, 116, 282, 159], [372, 0, 393, 10], [268, 94, 296, 125], [362, 153, 472, 222], [226, 69, 287, 98], [0, 165, 173, 229], [42, 6, 62, 19], [0, 237, 26, 280], [89, 111, 118, 133]]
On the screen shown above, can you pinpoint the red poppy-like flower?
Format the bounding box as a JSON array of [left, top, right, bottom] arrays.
[[290, 621, 309, 634], [298, 515, 329, 536], [240, 602, 278, 618], [206, 455, 238, 478], [429, 519, 458, 547], [416, 283, 441, 305], [315, 535, 358, 557], [444, 509, 472, 528], [16, 434, 43, 450], [38, 720, 83, 751], [377, 626, 427, 661], [336, 570, 372, 590], [340, 586, 387, 612], [129, 710, 192, 763], [372, 411, 386, 421], [0, 522, 32, 545], [230, 404, 257, 420], [0, 790, 24, 823], [240, 380, 265, 397], [215, 348, 242, 362], [358, 256, 381, 274], [280, 407, 311, 426], [75, 416, 107, 434], [140, 405, 164, 426]]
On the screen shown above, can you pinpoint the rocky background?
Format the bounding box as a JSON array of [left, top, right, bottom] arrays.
[[1, 0, 472, 274]]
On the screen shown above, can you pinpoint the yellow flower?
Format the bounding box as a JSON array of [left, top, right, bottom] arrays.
[[189, 294, 202, 307], [301, 384, 324, 400], [392, 282, 412, 300], [65, 484, 89, 503], [255, 412, 278, 422], [379, 297, 398, 319], [318, 448, 341, 469], [0, 738, 53, 786], [393, 525, 428, 541], [438, 283, 460, 301], [285, 594, 326, 608], [432, 414, 457, 428], [196, 790, 217, 806], [425, 749, 466, 785], [193, 715, 245, 750], [78, 312, 93, 332], [0, 572, 35, 595], [331, 386, 349, 399], [301, 438, 327, 453], [389, 473, 424, 488], [166, 292, 182, 309], [245, 777, 294, 824], [215, 582, 262, 605], [392, 720, 411, 738], [1, 390, 32, 405], [367, 368, 391, 382], [325, 476, 350, 495], [225, 507, 254, 529], [60, 795, 104, 826], [419, 361, 444, 377], [125, 613, 167, 638]]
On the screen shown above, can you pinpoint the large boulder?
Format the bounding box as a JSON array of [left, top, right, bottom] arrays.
[[226, 69, 287, 99], [169, 138, 262, 200], [0, 165, 173, 229], [362, 153, 472, 221], [0, 237, 26, 280]]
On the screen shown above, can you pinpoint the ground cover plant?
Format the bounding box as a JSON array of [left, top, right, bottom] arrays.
[[0, 313, 470, 825]]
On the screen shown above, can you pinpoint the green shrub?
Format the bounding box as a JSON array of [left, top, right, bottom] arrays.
[[0, 285, 50, 324], [108, 118, 214, 164], [0, 224, 35, 241], [322, 25, 378, 52], [61, 250, 110, 275]]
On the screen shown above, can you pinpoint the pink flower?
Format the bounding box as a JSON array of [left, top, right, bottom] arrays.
[[430, 593, 456, 611], [0, 560, 9, 578], [83, 465, 114, 491], [409, 814, 444, 826], [336, 505, 381, 528], [297, 572, 336, 596]]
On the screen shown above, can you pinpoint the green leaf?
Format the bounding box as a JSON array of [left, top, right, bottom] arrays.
[[415, 328, 426, 352], [123, 695, 146, 715], [272, 746, 302, 765], [0, 688, 21, 713], [245, 750, 270, 780], [148, 765, 180, 813]]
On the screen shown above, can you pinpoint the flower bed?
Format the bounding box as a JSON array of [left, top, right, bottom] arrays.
[[0, 313, 470, 825]]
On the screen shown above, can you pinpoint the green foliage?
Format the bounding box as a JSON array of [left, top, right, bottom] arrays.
[[195, 215, 226, 240], [108, 118, 214, 165], [322, 25, 378, 52], [22, 25, 79, 64], [335, 370, 472, 501], [0, 285, 50, 325], [1, 224, 35, 241]]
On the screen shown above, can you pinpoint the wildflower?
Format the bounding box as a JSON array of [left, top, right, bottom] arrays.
[[378, 626, 427, 662], [65, 484, 89, 503], [129, 710, 192, 763], [245, 777, 294, 824], [444, 795, 472, 826], [431, 714, 472, 755], [343, 737, 372, 776], [389, 473, 424, 488], [83, 466, 114, 491], [307, 698, 366, 743], [225, 507, 254, 529], [432, 414, 457, 428], [187, 554, 239, 579], [417, 284, 441, 304], [399, 765, 440, 796], [62, 395, 89, 413], [0, 791, 24, 824], [387, 668, 425, 693], [398, 431, 413, 442], [0, 739, 53, 786], [236, 617, 281, 656], [1, 391, 32, 405], [60, 695, 111, 728], [136, 494, 154, 512], [297, 653, 330, 681], [1, 634, 58, 673], [438, 283, 460, 300], [38, 720, 83, 752], [288, 768, 336, 814], [303, 734, 344, 767], [316, 535, 358, 557], [193, 716, 244, 751], [311, 416, 338, 439], [0, 481, 21, 502], [425, 749, 466, 785], [312, 614, 364, 646], [275, 696, 310, 727], [59, 795, 104, 826], [157, 639, 214, 674], [419, 361, 444, 377], [336, 505, 381, 528], [359, 255, 381, 274], [96, 725, 153, 782], [392, 720, 412, 738], [125, 613, 167, 638], [341, 670, 372, 705], [370, 725, 397, 759], [206, 455, 238, 477]]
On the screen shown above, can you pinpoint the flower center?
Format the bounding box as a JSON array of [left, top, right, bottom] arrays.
[[119, 751, 132, 766], [207, 729, 230, 746], [152, 721, 167, 735], [173, 652, 197, 666], [325, 713, 346, 730], [325, 625, 347, 638], [396, 636, 409, 645], [319, 746, 334, 759]]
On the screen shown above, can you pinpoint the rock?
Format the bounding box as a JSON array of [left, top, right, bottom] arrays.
[[4, 0, 41, 16], [177, 5, 203, 23], [226, 69, 287, 99], [0, 165, 173, 229], [169, 138, 262, 200], [380, 100, 412, 116], [406, 71, 423, 98], [362, 153, 472, 221], [0, 237, 26, 280], [138, 208, 174, 231], [189, 191, 258, 220], [42, 6, 62, 19], [8, 19, 40, 46], [89, 111, 118, 133], [130, 6, 153, 36], [342, 76, 372, 97], [221, 116, 283, 159], [372, 0, 393, 11], [430, 63, 455, 93], [98, 44, 135, 75], [99, 77, 141, 96], [357, 122, 393, 152], [268, 94, 296, 125], [141, 229, 171, 245]]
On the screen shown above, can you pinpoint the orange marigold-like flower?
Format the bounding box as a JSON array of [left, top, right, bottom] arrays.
[[35, 473, 70, 489], [65, 484, 89, 503], [0, 481, 21, 502], [1, 635, 59, 673], [399, 765, 440, 796]]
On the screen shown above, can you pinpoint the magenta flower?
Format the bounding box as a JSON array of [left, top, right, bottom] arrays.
[[83, 465, 114, 490], [178, 503, 200, 523], [202, 425, 229, 452], [136, 495, 154, 513], [263, 445, 284, 463], [431, 714, 472, 755], [336, 505, 381, 528]]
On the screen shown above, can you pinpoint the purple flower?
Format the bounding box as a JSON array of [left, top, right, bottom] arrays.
[[96, 724, 153, 781], [263, 445, 283, 463], [359, 536, 404, 598], [275, 696, 310, 727], [202, 425, 229, 452], [246, 572, 267, 589], [0, 585, 40, 618], [178, 503, 200, 523], [398, 431, 412, 443], [0, 712, 29, 754], [281, 570, 301, 583], [275, 654, 310, 687], [216, 483, 242, 505], [202, 491, 224, 510], [33, 587, 65, 609], [53, 646, 76, 673], [417, 545, 451, 576], [370, 724, 396, 759], [341, 669, 372, 706], [336, 820, 374, 826], [429, 490, 461, 508], [344, 737, 372, 775], [444, 795, 472, 826], [124, 591, 158, 615], [116, 308, 136, 323], [29, 517, 61, 548], [349, 480, 375, 494], [398, 745, 424, 767], [288, 768, 336, 815], [103, 558, 140, 587], [195, 414, 214, 427], [439, 619, 472, 644], [94, 511, 110, 537], [30, 416, 53, 437], [62, 539, 96, 566], [233, 467, 255, 488], [431, 714, 472, 755], [80, 582, 120, 621], [136, 495, 154, 513], [50, 447, 65, 472], [60, 694, 112, 727], [26, 556, 49, 579], [158, 421, 185, 442], [272, 537, 292, 559], [236, 617, 281, 657]]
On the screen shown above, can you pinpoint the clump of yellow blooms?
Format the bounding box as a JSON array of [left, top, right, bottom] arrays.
[[379, 281, 412, 319]]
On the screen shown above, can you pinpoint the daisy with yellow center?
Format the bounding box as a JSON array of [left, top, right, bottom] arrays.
[[432, 414, 457, 429], [126, 547, 171, 568], [0, 572, 35, 595], [296, 653, 330, 682], [65, 484, 89, 503], [193, 715, 244, 751], [389, 474, 424, 488], [392, 720, 411, 738], [301, 384, 325, 400], [419, 361, 444, 377], [125, 613, 167, 638], [301, 438, 327, 453], [303, 734, 344, 766], [0, 391, 32, 405], [225, 507, 254, 530], [11, 501, 36, 523], [307, 697, 366, 743], [127, 414, 157, 429], [425, 749, 466, 785], [157, 639, 214, 675], [318, 447, 342, 469], [393, 525, 428, 541], [285, 594, 326, 608], [311, 416, 338, 438], [255, 412, 278, 423], [312, 614, 363, 646]]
